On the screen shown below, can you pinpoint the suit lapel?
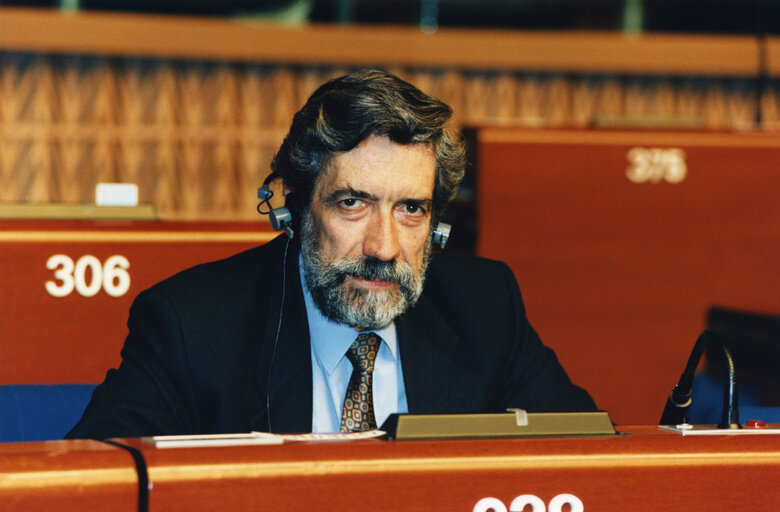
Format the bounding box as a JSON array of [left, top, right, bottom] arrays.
[[397, 296, 484, 414], [252, 238, 313, 433]]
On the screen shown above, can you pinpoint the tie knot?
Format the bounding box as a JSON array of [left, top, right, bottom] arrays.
[[346, 332, 380, 373]]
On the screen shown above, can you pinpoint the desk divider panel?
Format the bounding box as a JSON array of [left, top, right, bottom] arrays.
[[0, 220, 277, 384], [475, 128, 780, 425]]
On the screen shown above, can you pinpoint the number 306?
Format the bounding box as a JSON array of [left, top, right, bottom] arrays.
[[45, 254, 131, 298]]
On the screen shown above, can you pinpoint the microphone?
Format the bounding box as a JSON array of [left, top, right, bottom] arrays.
[[659, 330, 740, 428]]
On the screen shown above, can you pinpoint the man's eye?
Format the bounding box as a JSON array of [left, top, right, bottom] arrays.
[[403, 203, 426, 215], [339, 198, 361, 209]]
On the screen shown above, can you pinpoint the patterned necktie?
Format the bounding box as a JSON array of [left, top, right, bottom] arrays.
[[340, 332, 381, 432]]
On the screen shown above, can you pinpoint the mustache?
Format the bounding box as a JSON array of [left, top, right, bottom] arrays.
[[330, 257, 414, 285]]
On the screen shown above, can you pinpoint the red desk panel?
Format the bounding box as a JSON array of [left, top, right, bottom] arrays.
[[0, 439, 138, 511], [0, 220, 277, 384], [115, 426, 780, 511], [475, 128, 780, 425]]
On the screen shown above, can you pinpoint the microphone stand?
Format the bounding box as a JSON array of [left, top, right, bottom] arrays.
[[717, 340, 740, 429], [659, 330, 740, 428]]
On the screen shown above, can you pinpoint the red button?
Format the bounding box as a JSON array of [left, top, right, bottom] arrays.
[[746, 420, 767, 429]]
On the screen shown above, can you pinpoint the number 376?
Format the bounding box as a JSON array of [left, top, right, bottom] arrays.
[[45, 254, 131, 298]]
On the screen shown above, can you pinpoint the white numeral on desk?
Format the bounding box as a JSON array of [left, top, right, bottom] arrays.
[[45, 254, 131, 297], [626, 147, 687, 184], [509, 495, 546, 512], [474, 493, 583, 512], [102, 255, 132, 297], [548, 494, 584, 512]]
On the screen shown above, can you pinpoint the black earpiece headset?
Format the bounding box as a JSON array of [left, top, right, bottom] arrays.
[[257, 174, 295, 240], [257, 174, 452, 249]]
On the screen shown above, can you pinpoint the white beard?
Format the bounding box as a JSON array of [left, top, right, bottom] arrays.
[[299, 211, 430, 330]]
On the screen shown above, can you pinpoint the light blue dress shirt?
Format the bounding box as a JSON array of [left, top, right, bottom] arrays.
[[299, 256, 408, 433]]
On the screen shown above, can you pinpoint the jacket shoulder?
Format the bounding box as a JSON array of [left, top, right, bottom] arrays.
[[421, 253, 522, 327], [147, 235, 290, 302], [426, 253, 516, 296]]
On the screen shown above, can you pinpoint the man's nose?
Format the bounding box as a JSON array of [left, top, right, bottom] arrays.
[[362, 211, 400, 262]]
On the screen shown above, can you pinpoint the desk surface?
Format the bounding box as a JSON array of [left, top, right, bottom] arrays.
[[132, 426, 779, 511], [0, 426, 780, 512], [0, 439, 139, 511], [2, 427, 779, 511]]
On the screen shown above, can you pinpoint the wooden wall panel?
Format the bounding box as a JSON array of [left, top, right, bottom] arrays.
[[1, 53, 776, 221], [1, 9, 780, 223]]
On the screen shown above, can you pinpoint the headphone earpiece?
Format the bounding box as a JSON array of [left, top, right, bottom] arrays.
[[269, 207, 294, 239], [432, 222, 451, 249], [257, 184, 273, 201], [257, 181, 295, 239]]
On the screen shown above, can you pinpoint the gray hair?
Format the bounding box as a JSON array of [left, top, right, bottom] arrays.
[[270, 69, 465, 228]]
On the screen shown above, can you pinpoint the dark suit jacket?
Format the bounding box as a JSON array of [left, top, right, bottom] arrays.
[[67, 235, 595, 439]]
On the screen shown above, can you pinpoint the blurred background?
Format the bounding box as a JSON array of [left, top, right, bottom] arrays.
[[2, 0, 778, 220], [3, 0, 780, 33]]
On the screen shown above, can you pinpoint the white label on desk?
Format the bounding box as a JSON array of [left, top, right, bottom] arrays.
[[474, 493, 583, 512], [145, 433, 284, 448], [626, 147, 687, 184], [95, 183, 139, 206], [659, 424, 780, 435], [45, 254, 131, 297]]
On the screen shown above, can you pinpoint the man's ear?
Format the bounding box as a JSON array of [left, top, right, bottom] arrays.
[[283, 184, 294, 197]]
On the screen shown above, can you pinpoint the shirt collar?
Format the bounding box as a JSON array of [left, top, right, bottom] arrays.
[[299, 255, 398, 375]]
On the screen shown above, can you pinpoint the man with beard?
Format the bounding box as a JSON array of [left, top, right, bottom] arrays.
[[67, 70, 595, 439]]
